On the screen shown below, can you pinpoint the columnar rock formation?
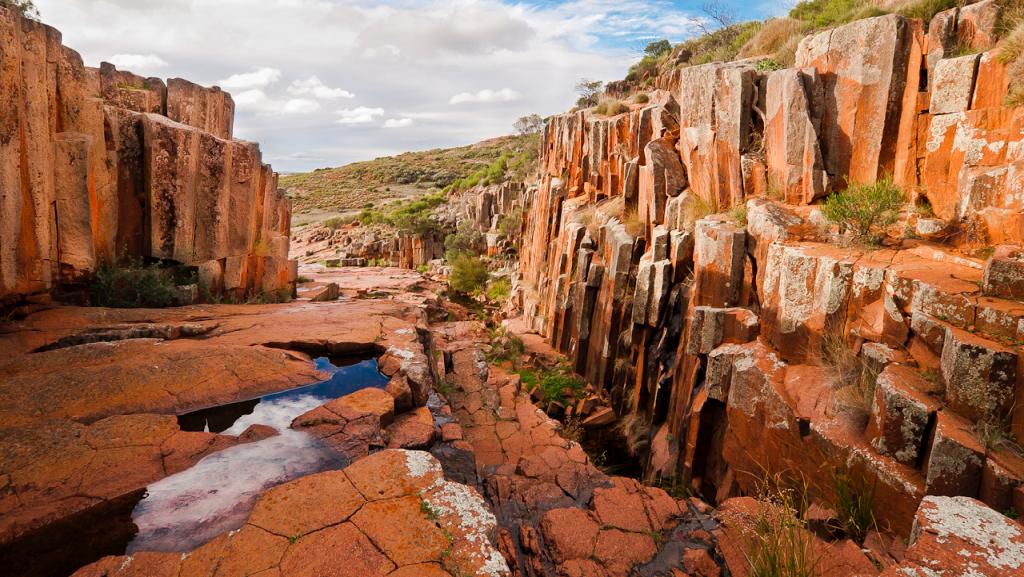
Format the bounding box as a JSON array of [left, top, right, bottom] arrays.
[[0, 6, 295, 306], [517, 4, 1024, 535]]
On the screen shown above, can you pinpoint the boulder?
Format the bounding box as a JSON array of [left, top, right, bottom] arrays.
[[764, 67, 827, 205], [982, 246, 1024, 300], [887, 496, 1024, 577], [940, 325, 1017, 422], [930, 54, 980, 115], [924, 411, 984, 497], [867, 365, 940, 466]]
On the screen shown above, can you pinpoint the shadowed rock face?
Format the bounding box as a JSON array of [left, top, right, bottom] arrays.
[[0, 5, 294, 306]]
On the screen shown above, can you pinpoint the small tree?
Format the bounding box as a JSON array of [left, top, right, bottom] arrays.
[[575, 78, 603, 108], [2, 0, 39, 18], [513, 114, 544, 136], [449, 255, 488, 295], [644, 39, 672, 58]]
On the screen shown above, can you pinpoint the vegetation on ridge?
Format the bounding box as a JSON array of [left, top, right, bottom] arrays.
[[283, 133, 537, 214], [1, 0, 39, 18]]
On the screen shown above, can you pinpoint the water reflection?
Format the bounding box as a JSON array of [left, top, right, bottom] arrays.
[[128, 356, 387, 553]]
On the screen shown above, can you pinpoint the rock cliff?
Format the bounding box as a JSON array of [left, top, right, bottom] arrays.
[[515, 5, 1024, 535], [0, 6, 295, 306]]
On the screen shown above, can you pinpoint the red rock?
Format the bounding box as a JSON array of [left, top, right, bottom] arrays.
[[888, 496, 1024, 577], [866, 365, 939, 466], [280, 522, 395, 577], [693, 218, 746, 308], [983, 246, 1024, 300], [387, 406, 435, 449], [539, 508, 599, 562], [388, 564, 453, 577], [940, 326, 1017, 422], [581, 407, 616, 428], [323, 388, 396, 426], [593, 485, 650, 532], [593, 528, 657, 575], [795, 14, 916, 184], [764, 68, 827, 205], [352, 495, 449, 566], [238, 424, 279, 443], [683, 547, 720, 577], [248, 471, 364, 538], [924, 411, 985, 497]]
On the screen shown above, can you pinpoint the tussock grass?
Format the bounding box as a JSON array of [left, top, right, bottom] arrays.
[[620, 206, 646, 238], [595, 98, 629, 116], [829, 465, 877, 543], [740, 473, 818, 577], [818, 328, 879, 425], [739, 17, 808, 67]]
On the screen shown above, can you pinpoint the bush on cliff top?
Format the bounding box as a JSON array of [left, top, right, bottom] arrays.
[[821, 178, 904, 244], [2, 0, 39, 18], [789, 0, 886, 29]]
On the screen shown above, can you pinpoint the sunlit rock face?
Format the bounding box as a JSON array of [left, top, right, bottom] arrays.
[[515, 8, 1024, 537], [0, 5, 295, 306]]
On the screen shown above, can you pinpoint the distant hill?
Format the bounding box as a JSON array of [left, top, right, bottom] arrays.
[[282, 134, 536, 215]]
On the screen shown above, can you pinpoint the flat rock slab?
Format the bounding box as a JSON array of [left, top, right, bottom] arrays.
[[72, 449, 510, 577], [0, 299, 432, 427], [0, 414, 237, 545]]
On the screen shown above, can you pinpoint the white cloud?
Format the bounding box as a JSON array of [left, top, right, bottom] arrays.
[[234, 89, 269, 107], [287, 76, 355, 99], [336, 106, 385, 124], [233, 90, 320, 115], [449, 88, 522, 105], [384, 118, 414, 128], [283, 99, 321, 114], [218, 67, 281, 90], [108, 53, 168, 71]]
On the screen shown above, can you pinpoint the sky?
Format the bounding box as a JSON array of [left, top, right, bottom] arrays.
[[34, 0, 786, 172]]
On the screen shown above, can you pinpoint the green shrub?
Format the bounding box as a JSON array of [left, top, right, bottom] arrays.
[[756, 59, 784, 72], [821, 178, 905, 243], [91, 258, 180, 308], [449, 255, 488, 295], [358, 193, 446, 235], [444, 154, 514, 193], [486, 277, 511, 301], [486, 326, 525, 365], [323, 216, 352, 229], [445, 223, 484, 261], [537, 370, 586, 402], [498, 207, 524, 238], [633, 93, 650, 104]]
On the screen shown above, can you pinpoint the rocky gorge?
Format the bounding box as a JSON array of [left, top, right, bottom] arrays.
[[4, 2, 1024, 577]]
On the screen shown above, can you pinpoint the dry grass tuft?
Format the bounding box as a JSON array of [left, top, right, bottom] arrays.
[[621, 206, 646, 238], [739, 17, 807, 64], [818, 328, 878, 425]]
